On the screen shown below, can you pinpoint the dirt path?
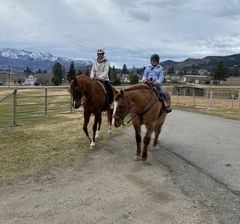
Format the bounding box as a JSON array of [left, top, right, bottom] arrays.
[[0, 127, 219, 224]]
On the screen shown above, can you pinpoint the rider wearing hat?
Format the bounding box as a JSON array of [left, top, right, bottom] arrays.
[[90, 49, 113, 107], [142, 54, 172, 113]]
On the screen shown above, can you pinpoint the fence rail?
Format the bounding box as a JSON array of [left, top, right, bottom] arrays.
[[0, 86, 76, 127], [171, 90, 240, 111], [1, 86, 240, 127]]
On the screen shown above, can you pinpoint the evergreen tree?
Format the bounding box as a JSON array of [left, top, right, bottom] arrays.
[[24, 66, 33, 75], [67, 61, 76, 80], [110, 65, 120, 85], [121, 64, 128, 74], [191, 64, 198, 75], [213, 61, 228, 81], [130, 73, 139, 84], [52, 62, 63, 85]]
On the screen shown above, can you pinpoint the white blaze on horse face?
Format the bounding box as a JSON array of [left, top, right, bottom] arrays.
[[112, 101, 118, 125]]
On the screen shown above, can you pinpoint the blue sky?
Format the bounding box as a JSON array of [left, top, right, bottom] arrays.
[[0, 0, 240, 68]]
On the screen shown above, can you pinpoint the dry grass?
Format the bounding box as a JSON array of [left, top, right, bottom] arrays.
[[171, 95, 240, 120], [0, 112, 123, 186]]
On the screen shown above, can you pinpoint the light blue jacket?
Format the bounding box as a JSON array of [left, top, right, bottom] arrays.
[[142, 64, 164, 85]]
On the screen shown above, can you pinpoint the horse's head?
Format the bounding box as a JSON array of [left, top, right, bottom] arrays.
[[113, 89, 130, 127], [69, 77, 82, 109]]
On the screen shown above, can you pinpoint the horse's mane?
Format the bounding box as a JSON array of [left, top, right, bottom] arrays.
[[76, 75, 91, 80], [124, 84, 151, 92]]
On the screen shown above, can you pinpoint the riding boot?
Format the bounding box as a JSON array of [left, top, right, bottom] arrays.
[[163, 100, 172, 113]]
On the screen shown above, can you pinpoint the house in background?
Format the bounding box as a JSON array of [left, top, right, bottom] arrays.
[[183, 75, 211, 84], [173, 86, 204, 96], [24, 75, 37, 85]]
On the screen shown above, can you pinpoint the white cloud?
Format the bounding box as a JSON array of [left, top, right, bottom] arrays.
[[0, 0, 240, 67]]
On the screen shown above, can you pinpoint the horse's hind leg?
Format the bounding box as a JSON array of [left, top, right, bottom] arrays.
[[142, 125, 154, 161], [153, 115, 166, 148], [153, 125, 162, 147], [133, 124, 141, 160]]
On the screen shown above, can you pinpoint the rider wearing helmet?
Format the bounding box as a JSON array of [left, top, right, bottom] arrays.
[[142, 54, 172, 113], [90, 48, 113, 106]]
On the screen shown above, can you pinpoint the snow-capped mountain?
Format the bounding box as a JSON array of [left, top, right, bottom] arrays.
[[0, 48, 93, 72]]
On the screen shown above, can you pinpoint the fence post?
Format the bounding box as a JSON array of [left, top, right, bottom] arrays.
[[208, 91, 213, 109], [231, 93, 234, 109], [177, 89, 179, 105], [13, 89, 17, 126], [45, 87, 48, 115], [70, 94, 73, 113], [193, 88, 195, 106], [238, 91, 240, 110]]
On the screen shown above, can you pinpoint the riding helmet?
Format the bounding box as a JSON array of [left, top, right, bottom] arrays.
[[150, 54, 160, 63]]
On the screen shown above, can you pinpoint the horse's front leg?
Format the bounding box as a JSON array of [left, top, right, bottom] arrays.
[[142, 125, 154, 161], [108, 108, 114, 134], [90, 112, 101, 149], [83, 112, 91, 142], [95, 113, 102, 139], [133, 124, 141, 160]]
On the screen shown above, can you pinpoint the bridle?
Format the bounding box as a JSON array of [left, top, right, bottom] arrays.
[[113, 93, 131, 125]]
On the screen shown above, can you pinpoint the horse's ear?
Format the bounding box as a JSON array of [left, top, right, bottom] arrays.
[[65, 76, 71, 85], [112, 88, 119, 96], [120, 89, 124, 97]]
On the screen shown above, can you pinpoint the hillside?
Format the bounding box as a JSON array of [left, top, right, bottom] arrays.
[[1, 48, 240, 73], [161, 54, 240, 71], [0, 48, 92, 72]]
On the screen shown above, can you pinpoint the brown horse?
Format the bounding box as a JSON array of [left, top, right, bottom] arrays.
[[69, 75, 116, 149], [113, 84, 167, 161]]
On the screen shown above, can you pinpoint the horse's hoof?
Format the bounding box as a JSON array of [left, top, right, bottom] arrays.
[[141, 156, 147, 161], [95, 131, 100, 138], [134, 155, 141, 161], [90, 142, 95, 149], [150, 145, 158, 151]]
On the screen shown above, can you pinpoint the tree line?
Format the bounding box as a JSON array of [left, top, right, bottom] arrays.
[[52, 61, 145, 86], [166, 61, 240, 81]]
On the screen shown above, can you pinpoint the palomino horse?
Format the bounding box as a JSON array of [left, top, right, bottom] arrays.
[[113, 84, 167, 161], [69, 75, 116, 149]]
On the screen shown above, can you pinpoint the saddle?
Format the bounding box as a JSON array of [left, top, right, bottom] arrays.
[[95, 79, 113, 110]]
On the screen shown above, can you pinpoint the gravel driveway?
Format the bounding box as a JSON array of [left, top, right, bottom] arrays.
[[0, 125, 219, 224]]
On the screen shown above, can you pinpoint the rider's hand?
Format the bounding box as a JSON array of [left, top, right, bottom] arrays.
[[143, 80, 148, 84]]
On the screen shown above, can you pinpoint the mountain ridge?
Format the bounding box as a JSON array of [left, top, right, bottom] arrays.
[[1, 48, 240, 73], [0, 48, 92, 72], [161, 53, 240, 71]]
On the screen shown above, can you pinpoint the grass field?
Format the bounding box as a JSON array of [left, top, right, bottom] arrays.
[[0, 86, 239, 186], [0, 112, 123, 186]]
